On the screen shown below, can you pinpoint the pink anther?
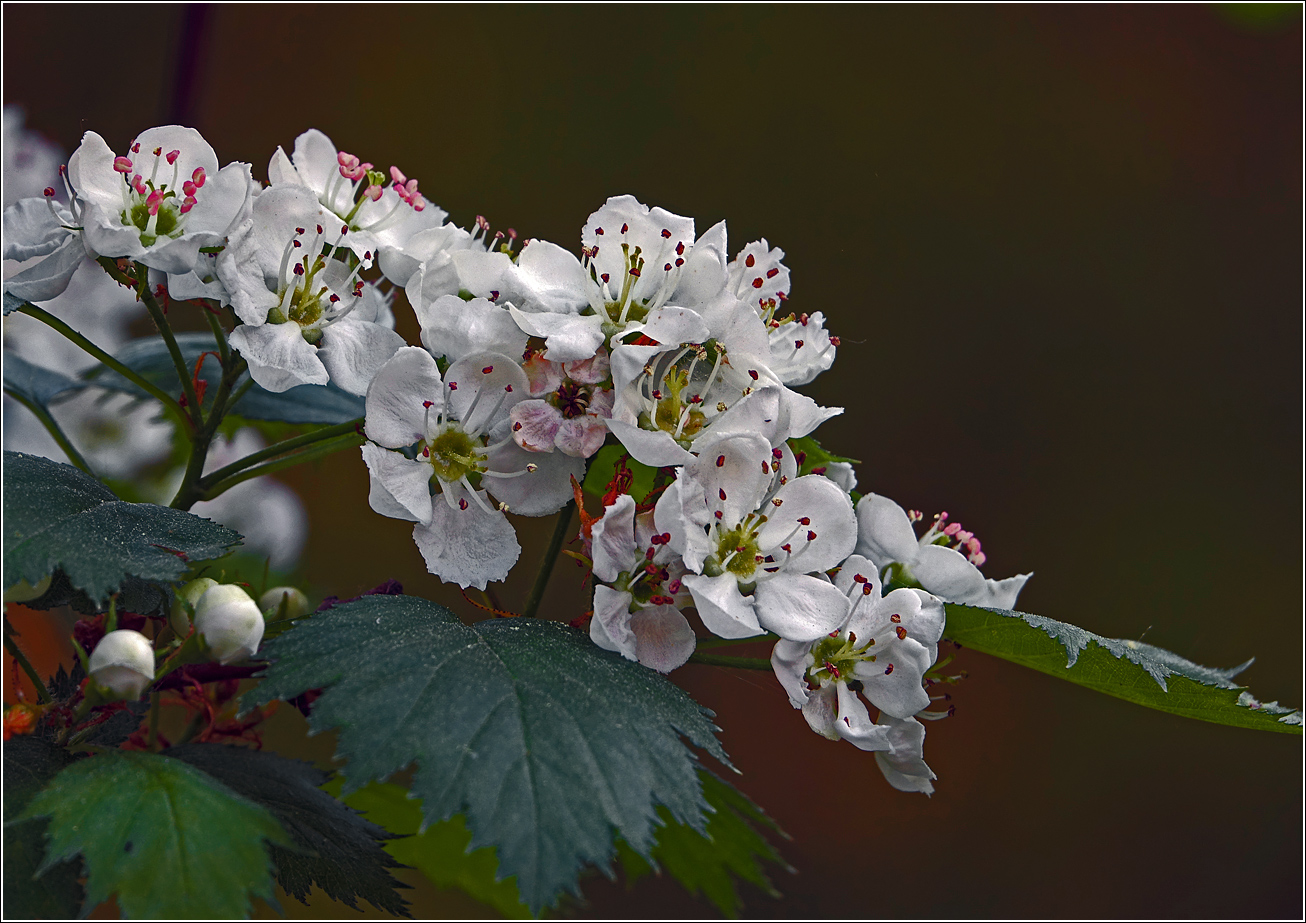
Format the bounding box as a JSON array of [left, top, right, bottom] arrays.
[[190, 167, 206, 188], [165, 149, 181, 165], [145, 189, 165, 216], [113, 156, 134, 173]]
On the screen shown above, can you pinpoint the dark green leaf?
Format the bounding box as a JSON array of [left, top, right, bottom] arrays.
[[2, 352, 81, 406], [944, 603, 1303, 734], [787, 435, 859, 475], [332, 779, 530, 919], [3, 451, 242, 605], [618, 770, 789, 917], [583, 443, 658, 503], [20, 749, 290, 918], [87, 332, 365, 424], [3, 737, 84, 920], [165, 744, 410, 916], [242, 594, 731, 913]]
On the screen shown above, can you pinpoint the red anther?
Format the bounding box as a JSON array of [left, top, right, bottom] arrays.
[[782, 543, 792, 553], [797, 516, 811, 525], [646, 547, 656, 560], [799, 313, 810, 325], [714, 511, 724, 519], [675, 258, 684, 266], [794, 340, 804, 349], [853, 573, 867, 583], [752, 277, 764, 288], [621, 223, 629, 233], [422, 400, 434, 408], [651, 390, 662, 400], [293, 263, 305, 275], [824, 661, 841, 678], [829, 335, 841, 346], [829, 630, 840, 637], [664, 263, 672, 271], [459, 498, 469, 510], [772, 498, 783, 506], [689, 394, 702, 403], [341, 224, 349, 234], [766, 267, 779, 278], [646, 562, 659, 574], [329, 293, 340, 303], [807, 531, 817, 541], [114, 156, 133, 173], [884, 663, 894, 675], [145, 189, 164, 215], [316, 224, 324, 234], [661, 228, 671, 238], [660, 533, 670, 544], [777, 291, 788, 301], [890, 613, 902, 623], [182, 180, 198, 196], [448, 382, 459, 391], [748, 369, 759, 380], [165, 149, 181, 165], [42, 187, 55, 197], [295, 227, 306, 234], [600, 272, 610, 283], [718, 488, 727, 501], [649, 533, 663, 545], [629, 267, 641, 277], [337, 151, 354, 167], [895, 627, 908, 640], [132, 175, 147, 194], [513, 422, 523, 431], [760, 461, 769, 474], [745, 254, 756, 267], [505, 384, 513, 392], [716, 455, 726, 467], [508, 228, 518, 239], [482, 365, 494, 374], [422, 446, 431, 456], [668, 578, 682, 592], [152, 146, 162, 156], [363, 250, 372, 261], [131, 142, 141, 153], [772, 447, 783, 459], [862, 583, 873, 595], [489, 291, 499, 301], [595, 227, 604, 235], [494, 231, 505, 240]]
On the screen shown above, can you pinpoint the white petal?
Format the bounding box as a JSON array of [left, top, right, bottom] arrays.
[[753, 573, 850, 642], [654, 470, 712, 573], [507, 305, 605, 362], [361, 443, 434, 525], [590, 494, 636, 583], [628, 306, 711, 346], [513, 239, 588, 313], [771, 639, 814, 708], [229, 322, 328, 392], [2, 234, 86, 302], [318, 319, 406, 396], [364, 345, 443, 447], [851, 633, 933, 720], [416, 294, 527, 363], [758, 475, 858, 574], [555, 415, 608, 458], [855, 493, 923, 566], [874, 714, 936, 794], [833, 683, 893, 752], [684, 432, 774, 529], [483, 441, 582, 517], [591, 584, 637, 661], [413, 493, 521, 589], [629, 605, 696, 673], [605, 418, 695, 467], [672, 219, 728, 306], [444, 351, 528, 434], [508, 399, 562, 452], [3, 197, 73, 260], [912, 544, 988, 603], [800, 684, 840, 740], [683, 572, 762, 639]]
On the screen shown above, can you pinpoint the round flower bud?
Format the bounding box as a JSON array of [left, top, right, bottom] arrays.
[[259, 586, 311, 622], [179, 577, 219, 610], [88, 630, 156, 701], [194, 585, 265, 665]]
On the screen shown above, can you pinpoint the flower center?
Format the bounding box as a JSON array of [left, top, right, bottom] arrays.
[[555, 381, 590, 419], [111, 143, 203, 247], [422, 425, 484, 484], [265, 225, 371, 344], [633, 343, 728, 446], [808, 631, 876, 686]]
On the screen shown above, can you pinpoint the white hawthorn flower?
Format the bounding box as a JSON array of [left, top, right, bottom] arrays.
[[220, 185, 405, 394], [268, 128, 446, 270], [588, 493, 696, 673], [194, 584, 265, 665], [68, 125, 253, 275], [88, 629, 155, 701], [508, 350, 614, 458], [657, 433, 857, 641], [362, 346, 583, 588], [855, 494, 1031, 608]]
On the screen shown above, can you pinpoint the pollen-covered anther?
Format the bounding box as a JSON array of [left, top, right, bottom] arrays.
[[113, 156, 133, 173], [890, 613, 902, 623], [771, 498, 783, 507], [459, 498, 469, 510], [884, 663, 894, 675]]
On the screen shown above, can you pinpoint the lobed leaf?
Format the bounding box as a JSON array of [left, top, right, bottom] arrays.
[[943, 603, 1303, 734], [166, 744, 411, 916], [333, 779, 530, 919], [87, 332, 365, 424], [19, 749, 290, 918], [3, 451, 242, 605], [3, 737, 84, 920], [242, 594, 731, 913], [2, 351, 82, 407], [618, 770, 790, 918]]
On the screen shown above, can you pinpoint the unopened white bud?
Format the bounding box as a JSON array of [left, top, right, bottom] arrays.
[[194, 585, 264, 665], [259, 586, 310, 622], [88, 630, 155, 701], [180, 577, 219, 610]]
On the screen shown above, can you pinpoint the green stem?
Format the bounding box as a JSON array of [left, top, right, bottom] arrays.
[[199, 418, 364, 489], [694, 633, 779, 650], [201, 432, 366, 500], [16, 303, 185, 416], [3, 388, 95, 476], [687, 652, 773, 670], [522, 500, 575, 619], [202, 303, 230, 365], [133, 261, 203, 428], [2, 621, 52, 703], [169, 353, 248, 511]]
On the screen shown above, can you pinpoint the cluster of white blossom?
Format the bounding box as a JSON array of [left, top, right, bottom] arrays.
[[2, 122, 1033, 791]]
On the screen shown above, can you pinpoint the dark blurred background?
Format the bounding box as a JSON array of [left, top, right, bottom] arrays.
[[4, 3, 1302, 918]]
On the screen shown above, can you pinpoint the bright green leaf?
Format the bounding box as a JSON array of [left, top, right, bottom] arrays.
[[242, 595, 731, 913], [583, 443, 659, 503], [618, 770, 790, 918], [166, 744, 411, 916], [3, 737, 84, 920], [3, 451, 242, 605], [787, 434, 859, 475], [20, 749, 289, 918], [87, 332, 365, 424], [944, 604, 1303, 734], [331, 779, 530, 919]]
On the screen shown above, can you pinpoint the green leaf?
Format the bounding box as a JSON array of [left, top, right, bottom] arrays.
[[3, 451, 242, 605], [583, 443, 658, 503], [2, 352, 82, 407], [944, 604, 1303, 734], [165, 744, 411, 916], [617, 770, 790, 918], [20, 749, 290, 918], [87, 332, 365, 424], [331, 779, 530, 919], [242, 595, 731, 913], [3, 737, 84, 920]]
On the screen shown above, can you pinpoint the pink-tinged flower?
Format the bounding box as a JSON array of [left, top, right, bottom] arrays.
[[508, 351, 614, 458], [361, 346, 583, 588], [855, 494, 1031, 608], [67, 125, 253, 275]]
